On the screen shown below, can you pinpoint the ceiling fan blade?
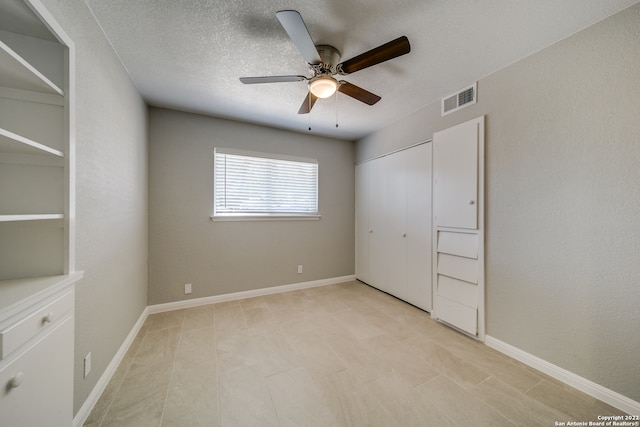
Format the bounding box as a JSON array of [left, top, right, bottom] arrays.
[[276, 10, 322, 65], [338, 36, 410, 75], [337, 81, 381, 105], [240, 75, 307, 84], [298, 91, 318, 114]]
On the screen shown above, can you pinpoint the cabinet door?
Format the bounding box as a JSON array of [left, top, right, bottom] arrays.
[[0, 315, 74, 426], [355, 162, 371, 283], [433, 118, 480, 229], [406, 143, 432, 310]]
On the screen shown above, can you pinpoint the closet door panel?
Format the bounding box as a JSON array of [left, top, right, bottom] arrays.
[[368, 156, 388, 291], [355, 162, 371, 284], [385, 150, 407, 299], [406, 143, 432, 310]]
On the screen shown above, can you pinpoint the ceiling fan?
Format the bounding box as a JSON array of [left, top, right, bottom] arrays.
[[239, 10, 411, 114]]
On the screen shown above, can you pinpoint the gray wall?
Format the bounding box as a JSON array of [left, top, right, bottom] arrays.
[[148, 108, 354, 305], [357, 4, 640, 402], [40, 0, 149, 415]]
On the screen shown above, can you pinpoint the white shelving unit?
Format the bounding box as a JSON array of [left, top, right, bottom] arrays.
[[0, 1, 80, 424], [0, 0, 75, 278]]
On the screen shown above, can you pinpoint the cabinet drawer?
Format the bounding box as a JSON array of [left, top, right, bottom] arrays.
[[437, 231, 478, 259], [0, 291, 73, 360], [436, 294, 477, 336], [437, 253, 478, 284], [437, 275, 477, 308]]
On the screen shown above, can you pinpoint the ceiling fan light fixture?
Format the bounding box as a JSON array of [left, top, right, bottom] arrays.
[[309, 76, 338, 98]]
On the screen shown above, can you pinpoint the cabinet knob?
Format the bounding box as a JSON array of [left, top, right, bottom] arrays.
[[468, 200, 475, 205], [369, 229, 373, 234], [9, 372, 24, 389], [403, 233, 407, 237], [42, 312, 54, 324]]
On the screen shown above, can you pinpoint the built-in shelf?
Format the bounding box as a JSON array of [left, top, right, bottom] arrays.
[[0, 214, 63, 222], [0, 2, 77, 424], [0, 127, 64, 157], [0, 39, 63, 96]]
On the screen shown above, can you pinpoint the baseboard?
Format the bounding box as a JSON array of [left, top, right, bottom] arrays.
[[485, 335, 640, 415], [147, 274, 357, 314], [73, 307, 150, 427]]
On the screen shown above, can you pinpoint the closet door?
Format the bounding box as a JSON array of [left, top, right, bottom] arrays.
[[368, 156, 388, 292], [406, 143, 432, 311], [355, 144, 433, 311], [385, 150, 408, 300], [355, 162, 372, 284]]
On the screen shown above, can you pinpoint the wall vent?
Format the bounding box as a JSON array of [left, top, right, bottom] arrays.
[[441, 82, 477, 116]]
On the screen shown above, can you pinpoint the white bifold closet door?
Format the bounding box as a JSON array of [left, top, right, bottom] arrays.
[[355, 143, 432, 311]]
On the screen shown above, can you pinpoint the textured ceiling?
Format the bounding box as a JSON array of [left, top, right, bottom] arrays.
[[83, 0, 638, 140]]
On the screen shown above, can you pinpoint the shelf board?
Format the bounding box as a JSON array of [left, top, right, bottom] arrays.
[[0, 127, 64, 157], [0, 39, 63, 96], [0, 214, 63, 222]]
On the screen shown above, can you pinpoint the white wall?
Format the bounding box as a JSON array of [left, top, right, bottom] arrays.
[[39, 0, 149, 414], [148, 108, 355, 305], [357, 3, 640, 402]]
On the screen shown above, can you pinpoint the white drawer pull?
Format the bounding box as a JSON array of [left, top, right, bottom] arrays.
[[42, 312, 54, 324], [9, 372, 24, 389]]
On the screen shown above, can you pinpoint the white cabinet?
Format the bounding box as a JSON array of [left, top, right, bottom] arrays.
[[355, 143, 432, 311], [0, 1, 80, 424], [433, 116, 485, 339], [0, 276, 77, 427], [434, 118, 479, 229]]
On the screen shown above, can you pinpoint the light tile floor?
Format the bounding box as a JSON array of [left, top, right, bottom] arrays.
[[85, 280, 624, 426]]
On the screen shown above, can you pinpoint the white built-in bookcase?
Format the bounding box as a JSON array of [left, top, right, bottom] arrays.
[[0, 0, 76, 282], [0, 2, 81, 424]]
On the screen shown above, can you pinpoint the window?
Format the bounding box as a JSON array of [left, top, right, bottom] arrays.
[[213, 148, 319, 219]]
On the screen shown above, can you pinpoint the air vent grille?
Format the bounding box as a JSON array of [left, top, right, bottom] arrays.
[[441, 82, 477, 116]]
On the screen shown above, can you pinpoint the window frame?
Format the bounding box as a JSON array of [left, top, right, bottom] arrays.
[[211, 147, 321, 221]]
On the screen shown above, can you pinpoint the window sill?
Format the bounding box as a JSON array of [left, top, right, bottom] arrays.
[[210, 214, 321, 222]]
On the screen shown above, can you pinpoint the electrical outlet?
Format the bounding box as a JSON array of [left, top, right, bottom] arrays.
[[297, 265, 303, 274], [84, 352, 91, 378], [184, 283, 192, 294]]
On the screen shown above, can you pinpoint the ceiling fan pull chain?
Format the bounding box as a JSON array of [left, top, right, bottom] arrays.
[[308, 98, 312, 131]]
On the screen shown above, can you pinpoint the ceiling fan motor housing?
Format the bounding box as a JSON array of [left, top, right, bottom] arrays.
[[315, 45, 341, 71]]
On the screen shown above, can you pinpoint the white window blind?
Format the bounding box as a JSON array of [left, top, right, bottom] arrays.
[[214, 148, 318, 217]]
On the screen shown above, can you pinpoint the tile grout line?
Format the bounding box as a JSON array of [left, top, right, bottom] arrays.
[[157, 310, 186, 427]]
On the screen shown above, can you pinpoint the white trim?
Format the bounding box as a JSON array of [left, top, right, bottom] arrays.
[[214, 147, 318, 165], [355, 139, 432, 166], [485, 335, 640, 415], [73, 307, 149, 427], [210, 214, 321, 222], [148, 275, 356, 314]]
